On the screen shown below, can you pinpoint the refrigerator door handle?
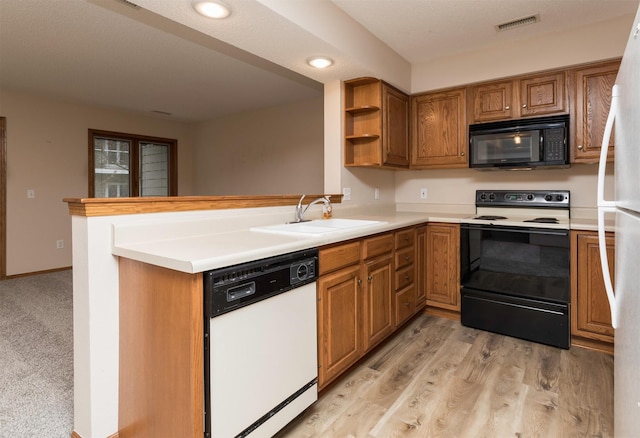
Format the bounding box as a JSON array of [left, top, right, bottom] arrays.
[[596, 84, 619, 328]]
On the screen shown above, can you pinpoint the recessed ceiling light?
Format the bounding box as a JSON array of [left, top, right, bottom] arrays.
[[307, 57, 334, 69], [193, 0, 231, 19]]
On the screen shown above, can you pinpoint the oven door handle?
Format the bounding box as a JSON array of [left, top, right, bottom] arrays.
[[461, 224, 569, 236]]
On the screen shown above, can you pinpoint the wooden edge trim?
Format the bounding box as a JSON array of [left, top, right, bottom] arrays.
[[63, 194, 342, 217]]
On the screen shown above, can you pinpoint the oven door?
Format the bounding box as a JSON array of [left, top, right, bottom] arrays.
[[460, 224, 571, 348]]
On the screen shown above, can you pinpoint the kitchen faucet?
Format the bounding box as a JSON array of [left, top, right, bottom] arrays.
[[293, 195, 332, 223]]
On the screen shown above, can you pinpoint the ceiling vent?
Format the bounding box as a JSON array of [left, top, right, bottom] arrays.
[[116, 0, 141, 9], [495, 14, 540, 32]]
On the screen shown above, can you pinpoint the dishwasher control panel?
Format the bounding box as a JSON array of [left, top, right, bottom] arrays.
[[204, 248, 318, 317]]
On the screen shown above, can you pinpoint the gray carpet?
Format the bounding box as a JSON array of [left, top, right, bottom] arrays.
[[0, 270, 73, 437]]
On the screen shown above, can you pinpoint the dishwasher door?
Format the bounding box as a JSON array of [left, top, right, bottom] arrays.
[[208, 281, 317, 437]]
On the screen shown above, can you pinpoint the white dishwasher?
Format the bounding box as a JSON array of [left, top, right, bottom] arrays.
[[203, 249, 318, 438]]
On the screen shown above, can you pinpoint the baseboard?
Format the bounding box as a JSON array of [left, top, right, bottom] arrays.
[[5, 266, 71, 279], [71, 431, 119, 438], [571, 336, 614, 355], [423, 306, 460, 321]]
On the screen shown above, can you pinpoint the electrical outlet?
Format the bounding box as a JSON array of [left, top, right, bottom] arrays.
[[342, 187, 351, 201], [56, 240, 64, 249], [420, 188, 428, 199], [27, 189, 35, 199], [374, 188, 380, 200]]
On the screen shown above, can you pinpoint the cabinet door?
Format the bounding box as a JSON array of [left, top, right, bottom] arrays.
[[572, 232, 615, 343], [317, 264, 362, 389], [395, 285, 415, 327], [382, 83, 409, 167], [426, 223, 460, 311], [363, 255, 394, 351], [572, 61, 620, 163], [519, 72, 566, 117], [470, 80, 514, 122], [411, 88, 468, 168]]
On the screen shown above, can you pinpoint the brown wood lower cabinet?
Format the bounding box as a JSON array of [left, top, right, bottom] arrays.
[[425, 223, 461, 318], [571, 230, 615, 354], [317, 263, 362, 388], [118, 258, 204, 438], [317, 225, 426, 390]]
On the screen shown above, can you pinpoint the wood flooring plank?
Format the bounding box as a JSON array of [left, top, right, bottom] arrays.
[[316, 397, 386, 438], [523, 342, 562, 393], [369, 340, 472, 437], [516, 386, 560, 438], [557, 346, 614, 437], [275, 366, 381, 437], [278, 314, 614, 438], [361, 322, 455, 409]]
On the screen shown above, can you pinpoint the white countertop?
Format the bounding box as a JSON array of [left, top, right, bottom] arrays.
[[112, 208, 463, 273], [111, 204, 613, 274]]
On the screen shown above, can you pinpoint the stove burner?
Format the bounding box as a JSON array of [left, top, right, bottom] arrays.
[[474, 215, 507, 220], [523, 217, 559, 224]]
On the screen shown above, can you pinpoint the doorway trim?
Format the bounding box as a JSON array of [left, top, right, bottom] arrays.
[[1, 117, 6, 279]]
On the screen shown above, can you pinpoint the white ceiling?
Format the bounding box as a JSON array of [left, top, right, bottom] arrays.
[[1, 0, 638, 122]]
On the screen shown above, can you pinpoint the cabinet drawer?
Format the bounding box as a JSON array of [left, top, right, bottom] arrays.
[[363, 234, 394, 259], [395, 285, 415, 327], [395, 228, 415, 249], [395, 265, 414, 291], [395, 246, 415, 269], [319, 241, 361, 275]]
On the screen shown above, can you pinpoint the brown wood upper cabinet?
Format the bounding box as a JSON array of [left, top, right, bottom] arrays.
[[344, 77, 409, 169], [570, 60, 620, 163], [469, 71, 567, 123], [410, 87, 468, 169]]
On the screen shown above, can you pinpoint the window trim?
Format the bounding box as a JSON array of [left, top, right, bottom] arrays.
[[88, 129, 178, 198]]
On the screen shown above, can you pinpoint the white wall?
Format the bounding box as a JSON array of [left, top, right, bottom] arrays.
[[411, 14, 634, 93], [1, 89, 195, 276], [396, 165, 614, 215], [192, 97, 324, 196]]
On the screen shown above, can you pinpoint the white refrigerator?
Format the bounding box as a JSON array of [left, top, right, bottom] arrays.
[[597, 4, 640, 436]]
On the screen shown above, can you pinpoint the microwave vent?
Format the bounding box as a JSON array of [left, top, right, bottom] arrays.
[[495, 14, 540, 32]]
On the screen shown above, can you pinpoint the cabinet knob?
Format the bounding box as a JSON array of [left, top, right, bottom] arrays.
[[367, 275, 372, 282], [405, 255, 410, 261], [460, 152, 466, 156], [505, 105, 510, 110], [404, 302, 411, 307], [358, 278, 362, 285], [522, 104, 527, 108], [404, 274, 410, 280], [577, 144, 584, 150]]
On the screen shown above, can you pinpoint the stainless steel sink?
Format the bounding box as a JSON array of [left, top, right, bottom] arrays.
[[250, 218, 386, 236]]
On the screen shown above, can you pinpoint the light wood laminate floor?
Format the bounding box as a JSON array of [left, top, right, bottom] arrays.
[[277, 314, 614, 438]]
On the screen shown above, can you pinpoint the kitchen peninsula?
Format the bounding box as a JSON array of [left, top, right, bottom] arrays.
[[65, 194, 613, 438], [65, 194, 470, 438]]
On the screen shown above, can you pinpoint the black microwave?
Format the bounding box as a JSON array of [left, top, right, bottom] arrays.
[[468, 115, 569, 170]]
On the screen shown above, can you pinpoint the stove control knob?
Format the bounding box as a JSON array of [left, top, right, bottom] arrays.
[[479, 193, 487, 201], [544, 194, 553, 202], [527, 194, 534, 201], [556, 194, 565, 202], [489, 193, 496, 200]]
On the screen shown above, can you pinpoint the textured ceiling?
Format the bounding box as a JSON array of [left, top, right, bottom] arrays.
[[1, 0, 638, 122]]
